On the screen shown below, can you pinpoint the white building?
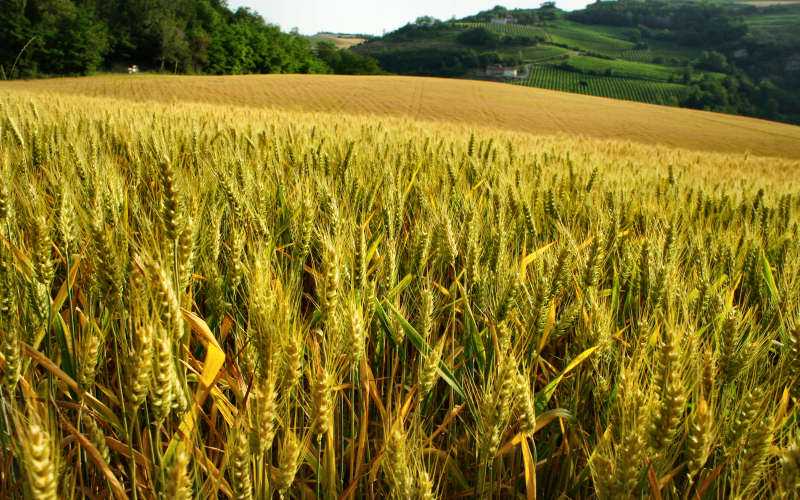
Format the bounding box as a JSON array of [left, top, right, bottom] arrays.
[[487, 65, 519, 78], [490, 16, 516, 24]]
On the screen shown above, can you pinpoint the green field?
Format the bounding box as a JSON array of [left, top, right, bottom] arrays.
[[357, 4, 799, 121], [560, 56, 687, 81], [451, 21, 725, 106], [744, 12, 800, 22], [457, 22, 548, 39], [620, 44, 702, 65], [519, 65, 688, 105], [744, 10, 800, 43], [520, 45, 572, 62], [548, 20, 634, 40], [619, 49, 655, 63], [556, 56, 727, 83], [544, 21, 636, 56], [459, 20, 636, 57]]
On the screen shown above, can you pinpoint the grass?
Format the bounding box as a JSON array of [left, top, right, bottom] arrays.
[[557, 56, 689, 82], [457, 20, 636, 57], [1, 75, 800, 499], [457, 22, 548, 40], [544, 21, 636, 56], [519, 64, 688, 105], [620, 42, 703, 65], [745, 12, 800, 20], [3, 74, 800, 159], [519, 45, 572, 62]]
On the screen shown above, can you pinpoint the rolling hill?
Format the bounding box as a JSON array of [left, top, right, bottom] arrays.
[[352, 1, 800, 125], [3, 73, 799, 159]]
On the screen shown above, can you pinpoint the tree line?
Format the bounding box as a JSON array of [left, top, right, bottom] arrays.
[[0, 0, 380, 78]]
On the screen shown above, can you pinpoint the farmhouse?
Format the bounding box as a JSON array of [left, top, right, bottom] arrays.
[[490, 16, 516, 24], [486, 65, 519, 77]]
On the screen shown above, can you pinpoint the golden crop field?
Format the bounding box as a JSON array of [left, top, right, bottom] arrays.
[[0, 78, 799, 499], [308, 34, 368, 49], [4, 74, 800, 159]]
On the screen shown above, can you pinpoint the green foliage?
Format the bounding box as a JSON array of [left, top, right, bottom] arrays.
[[518, 65, 687, 105], [362, 2, 799, 124], [1, 0, 109, 77], [568, 0, 748, 50], [456, 24, 544, 48], [459, 5, 552, 24], [695, 51, 729, 73], [0, 0, 334, 77], [560, 55, 689, 82], [371, 48, 476, 78], [315, 41, 381, 75], [458, 27, 501, 49]]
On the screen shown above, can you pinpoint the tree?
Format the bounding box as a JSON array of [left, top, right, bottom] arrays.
[[23, 0, 109, 75], [695, 51, 728, 73], [316, 41, 381, 75], [157, 19, 191, 72], [457, 27, 500, 49], [414, 16, 440, 27], [0, 0, 339, 77], [0, 0, 37, 77]]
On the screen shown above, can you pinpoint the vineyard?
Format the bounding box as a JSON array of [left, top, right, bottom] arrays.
[[562, 56, 686, 83], [519, 45, 572, 63], [620, 49, 658, 63], [456, 22, 548, 40], [545, 23, 635, 56], [363, 18, 743, 110], [519, 65, 688, 105]]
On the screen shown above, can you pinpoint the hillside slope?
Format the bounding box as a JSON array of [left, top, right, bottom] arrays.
[[353, 2, 800, 125], [4, 74, 800, 159]]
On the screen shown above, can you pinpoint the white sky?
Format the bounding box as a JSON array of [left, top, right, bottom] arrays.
[[227, 1, 595, 36]]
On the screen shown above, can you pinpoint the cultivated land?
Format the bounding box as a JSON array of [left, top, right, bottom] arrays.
[[519, 65, 688, 107], [354, 3, 800, 125], [3, 74, 800, 159], [307, 32, 368, 49], [1, 75, 800, 499]]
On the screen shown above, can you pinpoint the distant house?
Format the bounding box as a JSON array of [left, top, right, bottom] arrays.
[[490, 16, 516, 24], [486, 65, 518, 78]]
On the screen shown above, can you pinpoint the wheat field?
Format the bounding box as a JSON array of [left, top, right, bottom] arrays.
[[0, 81, 799, 499], [4, 74, 800, 159]]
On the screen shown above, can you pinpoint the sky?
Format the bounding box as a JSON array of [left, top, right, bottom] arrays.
[[227, 1, 595, 36]]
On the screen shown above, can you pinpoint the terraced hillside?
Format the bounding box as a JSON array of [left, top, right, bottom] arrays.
[[352, 2, 800, 124]]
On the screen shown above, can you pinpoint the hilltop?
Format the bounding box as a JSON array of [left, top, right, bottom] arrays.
[[352, 1, 800, 125], [1, 0, 797, 124], [3, 73, 799, 159], [307, 32, 371, 50]]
